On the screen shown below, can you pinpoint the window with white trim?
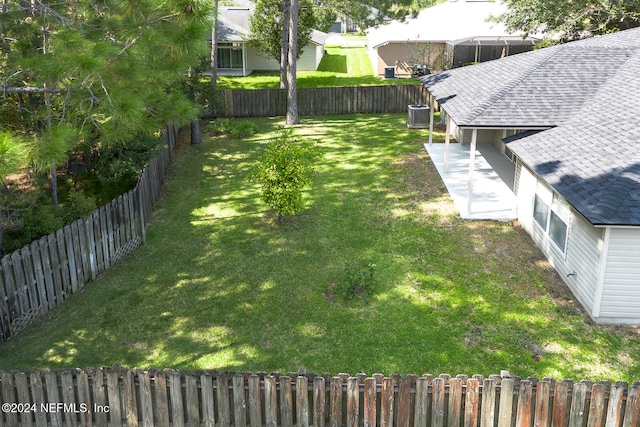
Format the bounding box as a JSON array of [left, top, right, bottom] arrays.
[[217, 42, 243, 69], [533, 180, 570, 253]]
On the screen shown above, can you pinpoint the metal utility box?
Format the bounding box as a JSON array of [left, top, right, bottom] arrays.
[[407, 104, 430, 129], [384, 66, 395, 79]]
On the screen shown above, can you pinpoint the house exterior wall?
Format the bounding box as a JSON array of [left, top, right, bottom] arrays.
[[597, 228, 640, 325], [452, 126, 501, 145], [372, 42, 446, 77], [514, 161, 604, 319], [242, 43, 322, 72]]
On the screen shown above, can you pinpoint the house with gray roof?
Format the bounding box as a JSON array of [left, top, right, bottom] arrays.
[[419, 27, 640, 326], [366, 0, 538, 77], [215, 6, 328, 76]]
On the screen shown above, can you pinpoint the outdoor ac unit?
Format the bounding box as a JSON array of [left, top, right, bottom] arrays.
[[407, 104, 430, 129], [384, 66, 395, 79]]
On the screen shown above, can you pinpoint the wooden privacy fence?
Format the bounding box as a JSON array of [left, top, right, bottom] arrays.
[[222, 85, 428, 118], [1, 368, 640, 427], [0, 126, 180, 343]]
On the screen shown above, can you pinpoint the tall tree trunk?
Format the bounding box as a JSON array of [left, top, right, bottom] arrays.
[[210, 0, 219, 117], [285, 0, 299, 125], [49, 161, 59, 207], [280, 0, 290, 90]]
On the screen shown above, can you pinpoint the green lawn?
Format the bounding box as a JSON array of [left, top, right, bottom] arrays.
[[1, 114, 639, 382], [215, 46, 420, 90]]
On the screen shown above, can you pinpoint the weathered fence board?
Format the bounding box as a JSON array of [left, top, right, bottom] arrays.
[[221, 85, 428, 118], [0, 126, 179, 342], [3, 368, 640, 427]]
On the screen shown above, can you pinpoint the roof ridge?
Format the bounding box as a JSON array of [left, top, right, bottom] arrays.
[[464, 46, 561, 125]]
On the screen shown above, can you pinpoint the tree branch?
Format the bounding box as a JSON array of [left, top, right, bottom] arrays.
[[2, 86, 69, 94]]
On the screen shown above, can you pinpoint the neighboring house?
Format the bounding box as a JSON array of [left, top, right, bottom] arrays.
[[419, 27, 640, 326], [215, 6, 328, 76], [366, 0, 538, 77]]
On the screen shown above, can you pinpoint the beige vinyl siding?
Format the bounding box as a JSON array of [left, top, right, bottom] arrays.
[[245, 44, 321, 72], [514, 161, 603, 316], [597, 228, 640, 324]]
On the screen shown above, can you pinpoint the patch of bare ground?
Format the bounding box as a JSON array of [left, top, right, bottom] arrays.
[[389, 150, 460, 225]]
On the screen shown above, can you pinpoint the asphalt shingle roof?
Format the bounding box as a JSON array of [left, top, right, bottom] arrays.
[[420, 27, 640, 226]]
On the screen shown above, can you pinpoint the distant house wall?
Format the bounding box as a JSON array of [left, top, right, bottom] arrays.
[[371, 42, 446, 77], [224, 43, 324, 74], [514, 161, 604, 319], [598, 228, 640, 325]]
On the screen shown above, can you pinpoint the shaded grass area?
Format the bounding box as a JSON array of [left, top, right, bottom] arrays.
[[216, 46, 420, 90], [1, 114, 639, 382]]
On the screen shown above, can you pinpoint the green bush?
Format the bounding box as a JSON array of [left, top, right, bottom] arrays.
[[249, 127, 315, 221], [208, 119, 257, 138], [341, 261, 376, 299]]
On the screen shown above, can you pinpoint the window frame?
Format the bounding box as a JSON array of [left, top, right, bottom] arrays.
[[532, 180, 570, 254]]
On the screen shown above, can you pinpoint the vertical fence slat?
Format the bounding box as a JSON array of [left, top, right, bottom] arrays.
[[169, 370, 185, 427], [298, 376, 310, 427], [364, 378, 376, 427], [397, 376, 413, 427], [60, 371, 77, 427], [623, 383, 640, 427], [137, 370, 153, 427], [465, 378, 480, 427], [14, 372, 34, 427], [346, 377, 359, 427], [381, 377, 394, 427], [55, 229, 72, 298], [448, 378, 463, 427], [264, 375, 278, 427], [314, 376, 326, 427], [200, 373, 215, 427], [122, 368, 139, 427], [415, 377, 428, 427], [534, 380, 552, 427], [587, 383, 607, 427], [185, 373, 199, 427], [568, 382, 589, 427], [280, 376, 293, 427], [551, 380, 571, 427], [248, 374, 261, 427], [76, 369, 92, 427], [233, 374, 247, 427], [216, 374, 231, 427], [154, 371, 170, 427], [430, 377, 445, 427], [605, 383, 626, 427], [330, 376, 342, 427], [498, 378, 515, 427], [107, 369, 122, 427], [90, 368, 107, 427], [516, 380, 534, 427], [1, 372, 18, 426], [46, 233, 63, 304], [43, 369, 64, 427], [29, 372, 47, 427]]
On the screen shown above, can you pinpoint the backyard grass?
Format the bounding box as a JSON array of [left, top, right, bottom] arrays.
[[1, 114, 640, 382], [215, 46, 420, 90]]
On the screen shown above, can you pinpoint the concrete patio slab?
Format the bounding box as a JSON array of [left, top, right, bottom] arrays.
[[424, 142, 517, 221]]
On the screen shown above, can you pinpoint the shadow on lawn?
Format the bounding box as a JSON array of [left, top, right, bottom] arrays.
[[3, 114, 639, 381]]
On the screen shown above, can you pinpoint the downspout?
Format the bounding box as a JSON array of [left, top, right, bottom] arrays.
[[428, 94, 435, 145], [444, 114, 451, 173], [592, 227, 611, 319], [467, 128, 478, 214]]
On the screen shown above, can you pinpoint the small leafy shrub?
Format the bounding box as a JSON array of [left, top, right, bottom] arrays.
[[208, 119, 257, 138], [230, 120, 257, 138], [341, 261, 376, 299], [63, 188, 96, 221], [249, 127, 315, 222]]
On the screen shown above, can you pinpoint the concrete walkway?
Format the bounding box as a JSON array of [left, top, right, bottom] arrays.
[[424, 142, 517, 221]]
